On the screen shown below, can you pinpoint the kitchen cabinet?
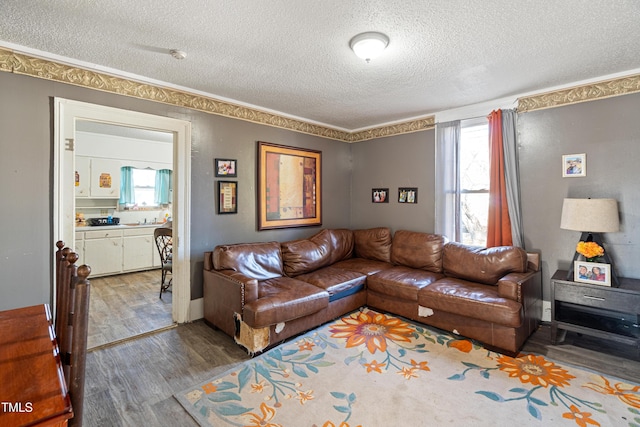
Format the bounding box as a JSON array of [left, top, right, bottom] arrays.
[[75, 225, 162, 277], [123, 228, 154, 272], [75, 156, 122, 199], [75, 156, 91, 197], [89, 158, 122, 198], [82, 229, 123, 276]]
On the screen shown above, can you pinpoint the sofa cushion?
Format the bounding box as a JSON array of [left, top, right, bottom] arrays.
[[353, 227, 392, 263], [417, 277, 523, 328], [391, 230, 444, 273], [281, 231, 331, 277], [296, 266, 366, 301], [368, 266, 443, 301], [442, 242, 528, 285], [213, 241, 283, 280], [332, 258, 393, 276], [327, 229, 355, 264], [243, 277, 329, 328]]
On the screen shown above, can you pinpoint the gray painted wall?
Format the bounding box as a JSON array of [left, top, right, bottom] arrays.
[[350, 130, 436, 232]]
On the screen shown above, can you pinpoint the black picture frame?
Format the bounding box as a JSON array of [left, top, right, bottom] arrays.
[[398, 187, 418, 204], [372, 188, 389, 203], [217, 181, 237, 214], [215, 158, 237, 177]]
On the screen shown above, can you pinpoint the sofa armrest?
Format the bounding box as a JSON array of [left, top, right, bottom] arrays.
[[203, 267, 259, 338], [497, 269, 541, 303]]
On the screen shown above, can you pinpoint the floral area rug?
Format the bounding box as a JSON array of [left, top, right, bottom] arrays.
[[175, 309, 640, 427]]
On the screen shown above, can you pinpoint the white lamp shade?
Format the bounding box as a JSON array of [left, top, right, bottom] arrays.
[[560, 198, 620, 232], [350, 32, 389, 61]]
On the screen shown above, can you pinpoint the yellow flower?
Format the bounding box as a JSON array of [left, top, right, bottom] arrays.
[[201, 382, 217, 394], [364, 360, 385, 373], [329, 311, 413, 354], [562, 404, 600, 427], [410, 359, 430, 371], [584, 375, 640, 408], [295, 389, 314, 404], [398, 366, 419, 380], [251, 380, 266, 393], [497, 354, 575, 388], [298, 340, 315, 351], [576, 241, 604, 260], [243, 402, 282, 427]]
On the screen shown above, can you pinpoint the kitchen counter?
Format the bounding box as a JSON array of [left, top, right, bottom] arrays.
[[75, 223, 167, 231]]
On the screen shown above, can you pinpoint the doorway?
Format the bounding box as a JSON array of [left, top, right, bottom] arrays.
[[53, 98, 192, 325]]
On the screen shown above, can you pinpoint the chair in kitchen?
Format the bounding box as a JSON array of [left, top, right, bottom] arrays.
[[154, 227, 173, 298], [55, 240, 91, 427]]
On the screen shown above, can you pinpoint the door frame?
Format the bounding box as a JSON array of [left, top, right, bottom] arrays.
[[53, 98, 192, 323]]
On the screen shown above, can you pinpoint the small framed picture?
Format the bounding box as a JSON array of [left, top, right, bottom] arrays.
[[372, 188, 389, 203], [217, 181, 237, 214], [215, 158, 237, 177], [574, 261, 611, 286], [562, 153, 586, 177], [398, 187, 418, 204]]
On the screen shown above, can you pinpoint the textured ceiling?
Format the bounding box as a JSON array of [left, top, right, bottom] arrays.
[[1, 1, 640, 130]]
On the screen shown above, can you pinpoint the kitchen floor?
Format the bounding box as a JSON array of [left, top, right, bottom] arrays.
[[87, 269, 174, 350]]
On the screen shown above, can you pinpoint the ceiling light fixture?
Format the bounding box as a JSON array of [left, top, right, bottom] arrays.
[[170, 49, 187, 60], [349, 32, 389, 63]]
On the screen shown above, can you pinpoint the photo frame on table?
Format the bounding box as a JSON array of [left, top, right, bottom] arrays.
[[574, 261, 611, 286], [215, 158, 237, 177], [257, 141, 321, 230], [217, 181, 237, 214], [398, 187, 418, 204], [562, 153, 586, 177], [372, 188, 389, 203]]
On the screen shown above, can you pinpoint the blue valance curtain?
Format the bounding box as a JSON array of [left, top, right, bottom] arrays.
[[119, 166, 135, 205], [154, 169, 172, 205]]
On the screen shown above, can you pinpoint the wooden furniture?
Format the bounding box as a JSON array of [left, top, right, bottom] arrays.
[[55, 241, 91, 427], [550, 269, 640, 354], [154, 227, 172, 298], [0, 304, 73, 426]]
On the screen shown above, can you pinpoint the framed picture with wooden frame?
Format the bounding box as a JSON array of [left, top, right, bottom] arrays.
[[217, 180, 237, 214], [257, 141, 321, 230]]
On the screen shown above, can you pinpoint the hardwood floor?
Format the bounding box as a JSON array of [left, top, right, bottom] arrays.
[[88, 270, 173, 350], [82, 319, 640, 426]]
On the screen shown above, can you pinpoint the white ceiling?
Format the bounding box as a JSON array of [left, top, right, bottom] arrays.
[[2, 1, 640, 130]]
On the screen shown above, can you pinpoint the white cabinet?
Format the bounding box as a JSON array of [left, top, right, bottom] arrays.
[[75, 156, 91, 197], [123, 228, 154, 272], [89, 158, 121, 198], [82, 229, 123, 276]]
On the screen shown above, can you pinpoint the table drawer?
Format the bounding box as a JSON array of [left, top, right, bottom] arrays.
[[554, 283, 637, 312]]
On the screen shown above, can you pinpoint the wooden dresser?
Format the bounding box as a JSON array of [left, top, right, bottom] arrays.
[[0, 304, 73, 426]]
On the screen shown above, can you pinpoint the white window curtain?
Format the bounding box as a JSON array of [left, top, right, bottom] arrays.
[[435, 120, 461, 242]]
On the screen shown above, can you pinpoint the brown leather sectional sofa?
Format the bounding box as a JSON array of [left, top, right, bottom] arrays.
[[203, 227, 541, 355]]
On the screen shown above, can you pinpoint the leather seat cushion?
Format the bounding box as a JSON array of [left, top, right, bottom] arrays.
[[368, 266, 444, 301], [296, 266, 366, 301], [332, 258, 393, 276], [243, 277, 329, 328], [417, 277, 523, 327]]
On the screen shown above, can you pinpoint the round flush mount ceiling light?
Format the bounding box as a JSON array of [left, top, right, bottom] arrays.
[[170, 49, 187, 60], [349, 32, 389, 63]]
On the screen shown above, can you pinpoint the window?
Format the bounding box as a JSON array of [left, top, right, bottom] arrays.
[[132, 168, 157, 207], [459, 121, 489, 246]]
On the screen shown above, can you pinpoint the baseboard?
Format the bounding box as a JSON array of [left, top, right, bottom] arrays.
[[189, 297, 204, 322], [542, 300, 551, 322]]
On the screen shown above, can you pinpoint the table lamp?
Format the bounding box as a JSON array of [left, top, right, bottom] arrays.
[[560, 198, 620, 286]]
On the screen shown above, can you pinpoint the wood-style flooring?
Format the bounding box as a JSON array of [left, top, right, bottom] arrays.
[[83, 319, 640, 426], [88, 270, 173, 350]]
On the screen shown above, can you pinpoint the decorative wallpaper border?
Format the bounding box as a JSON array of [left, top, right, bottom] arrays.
[[0, 47, 433, 142], [2, 47, 638, 139], [517, 73, 640, 113]]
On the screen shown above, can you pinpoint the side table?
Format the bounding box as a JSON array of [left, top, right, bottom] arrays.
[[550, 270, 640, 354]]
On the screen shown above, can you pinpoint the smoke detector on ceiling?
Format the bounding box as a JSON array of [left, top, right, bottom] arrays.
[[169, 49, 187, 60]]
